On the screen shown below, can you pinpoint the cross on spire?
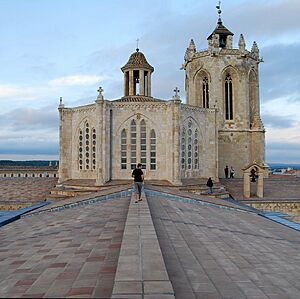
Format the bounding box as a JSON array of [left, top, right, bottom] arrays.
[[174, 87, 180, 97], [136, 38, 140, 52], [97, 86, 103, 95]]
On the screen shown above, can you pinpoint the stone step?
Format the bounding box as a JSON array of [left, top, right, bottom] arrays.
[[50, 187, 95, 197]]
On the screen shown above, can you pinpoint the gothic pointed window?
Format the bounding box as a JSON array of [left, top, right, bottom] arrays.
[[181, 120, 201, 174], [121, 129, 127, 169], [202, 77, 209, 108], [130, 120, 137, 169], [225, 74, 233, 120], [140, 120, 147, 169], [85, 123, 90, 170], [92, 128, 96, 170], [181, 128, 186, 170], [187, 120, 193, 170], [79, 129, 83, 170], [150, 129, 156, 170], [194, 129, 199, 169]]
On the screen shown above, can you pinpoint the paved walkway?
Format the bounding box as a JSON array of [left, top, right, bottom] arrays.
[[0, 196, 130, 298], [147, 192, 300, 299], [112, 192, 174, 298]]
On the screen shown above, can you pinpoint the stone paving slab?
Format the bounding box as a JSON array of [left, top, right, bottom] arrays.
[[24, 184, 131, 216], [0, 196, 130, 298], [147, 192, 300, 299], [112, 191, 175, 298], [0, 178, 58, 209]]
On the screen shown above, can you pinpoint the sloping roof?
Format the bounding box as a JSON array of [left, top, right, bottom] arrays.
[[121, 49, 154, 72], [1, 184, 300, 298], [207, 18, 234, 40], [112, 96, 165, 103]]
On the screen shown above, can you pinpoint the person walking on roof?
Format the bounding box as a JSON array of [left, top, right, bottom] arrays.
[[132, 163, 144, 203]]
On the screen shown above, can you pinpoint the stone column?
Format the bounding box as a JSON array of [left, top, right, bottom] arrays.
[[243, 171, 250, 198], [257, 174, 264, 198], [139, 70, 145, 96], [129, 70, 134, 96], [95, 98, 105, 186], [147, 72, 151, 97], [171, 98, 182, 185], [58, 105, 72, 184], [124, 71, 129, 96]]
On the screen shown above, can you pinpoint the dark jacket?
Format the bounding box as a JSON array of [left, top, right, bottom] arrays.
[[206, 178, 213, 187]]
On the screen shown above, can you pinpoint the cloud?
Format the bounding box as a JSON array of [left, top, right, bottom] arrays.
[[266, 141, 300, 163], [0, 106, 58, 131], [228, 0, 300, 43], [262, 113, 295, 129], [0, 137, 58, 155], [260, 42, 300, 102], [49, 75, 107, 87], [0, 84, 39, 99]]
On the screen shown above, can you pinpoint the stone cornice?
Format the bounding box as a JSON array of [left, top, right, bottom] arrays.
[[218, 129, 265, 133], [181, 104, 216, 113], [108, 101, 170, 110]]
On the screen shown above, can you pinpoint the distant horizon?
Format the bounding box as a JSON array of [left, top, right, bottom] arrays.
[[0, 159, 299, 166]]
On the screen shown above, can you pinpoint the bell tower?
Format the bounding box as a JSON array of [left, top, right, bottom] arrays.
[[121, 48, 154, 98], [182, 3, 265, 178]]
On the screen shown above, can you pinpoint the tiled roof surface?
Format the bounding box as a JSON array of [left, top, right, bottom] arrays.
[[0, 178, 58, 205], [148, 192, 300, 299], [0, 195, 130, 298], [0, 182, 300, 298]]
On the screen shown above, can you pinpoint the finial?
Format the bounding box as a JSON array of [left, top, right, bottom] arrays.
[[136, 38, 140, 52], [216, 1, 222, 22], [96, 86, 104, 101], [97, 86, 103, 95], [59, 96, 64, 108], [172, 87, 181, 102]]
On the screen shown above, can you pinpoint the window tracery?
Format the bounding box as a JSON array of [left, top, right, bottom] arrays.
[[181, 119, 201, 172], [121, 129, 127, 169], [150, 129, 156, 170], [130, 120, 137, 170], [202, 77, 209, 108], [121, 118, 156, 170], [225, 74, 233, 120]]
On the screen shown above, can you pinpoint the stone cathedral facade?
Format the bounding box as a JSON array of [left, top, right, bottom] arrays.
[[58, 14, 265, 186]]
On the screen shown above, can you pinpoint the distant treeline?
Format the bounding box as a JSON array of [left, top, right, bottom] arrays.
[[0, 160, 58, 167], [268, 163, 300, 170]]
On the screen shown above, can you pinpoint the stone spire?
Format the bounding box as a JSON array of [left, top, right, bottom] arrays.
[[184, 39, 196, 61], [251, 41, 260, 59], [59, 96, 64, 108], [238, 34, 246, 52]]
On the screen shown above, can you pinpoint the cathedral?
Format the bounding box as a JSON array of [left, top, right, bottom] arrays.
[[58, 11, 265, 186]]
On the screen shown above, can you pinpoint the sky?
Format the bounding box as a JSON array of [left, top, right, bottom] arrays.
[[0, 0, 299, 164]]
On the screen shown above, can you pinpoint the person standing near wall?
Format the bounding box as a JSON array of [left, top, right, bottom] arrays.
[[206, 177, 213, 194], [224, 165, 229, 179], [230, 166, 235, 178]]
